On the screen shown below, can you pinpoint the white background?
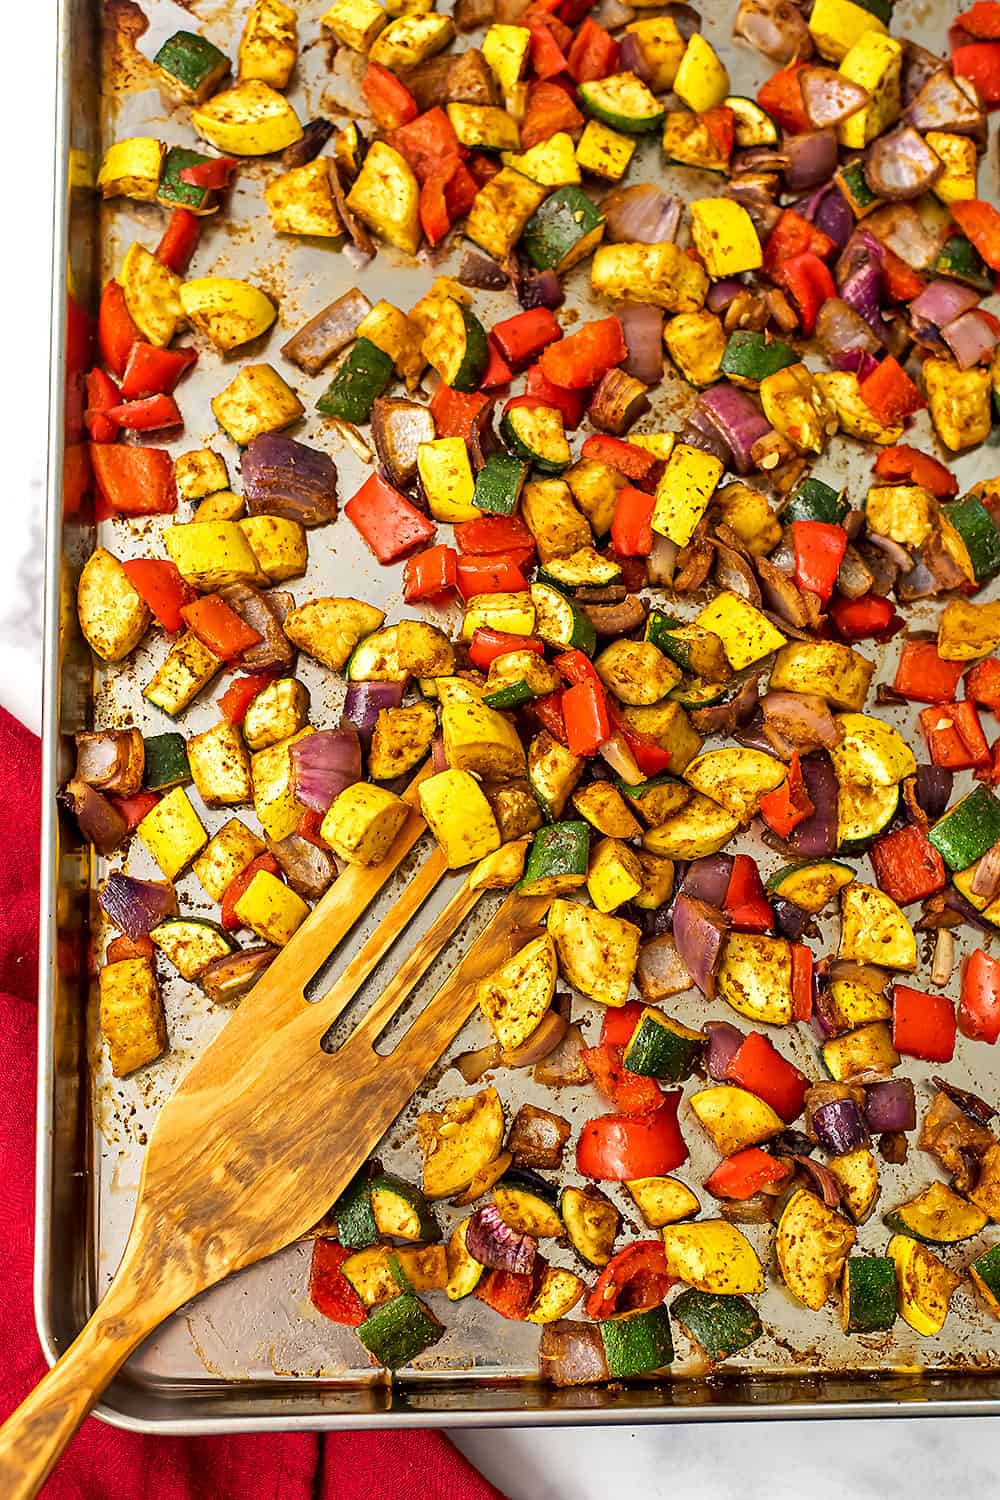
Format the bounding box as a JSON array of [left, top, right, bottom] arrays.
[[9, 3, 1000, 1495]]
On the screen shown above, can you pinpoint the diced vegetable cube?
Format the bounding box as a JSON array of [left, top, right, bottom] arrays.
[[136, 786, 208, 879], [233, 868, 310, 944], [99, 958, 167, 1076]]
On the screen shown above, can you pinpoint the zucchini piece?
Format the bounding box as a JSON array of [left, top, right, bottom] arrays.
[[465, 166, 549, 261], [530, 581, 597, 654], [626, 1176, 699, 1228], [578, 72, 665, 134], [783, 476, 848, 525], [341, 1245, 407, 1307], [371, 1173, 440, 1242], [929, 785, 1000, 871], [837, 781, 898, 850], [445, 1218, 485, 1300], [776, 1188, 856, 1310], [767, 860, 854, 914], [883, 1181, 988, 1245], [157, 146, 217, 213], [942, 496, 1000, 583], [644, 615, 728, 681], [528, 730, 584, 820], [830, 712, 915, 788], [500, 404, 571, 473], [520, 821, 590, 894], [725, 96, 779, 147], [661, 1221, 764, 1295], [526, 1266, 587, 1324], [143, 732, 191, 790], [422, 301, 489, 393], [484, 651, 561, 711], [537, 548, 622, 593], [521, 186, 606, 274], [642, 791, 740, 859], [335, 1169, 379, 1249], [473, 452, 528, 516], [719, 329, 796, 385], [690, 1085, 783, 1156], [594, 639, 681, 706], [346, 625, 408, 683], [447, 102, 520, 151], [969, 1243, 1000, 1318], [149, 918, 233, 981], [416, 1086, 506, 1200], [821, 1021, 899, 1081], [887, 1234, 961, 1337], [835, 158, 882, 218], [842, 1256, 897, 1333], [599, 1306, 674, 1375], [769, 639, 873, 711], [357, 1293, 444, 1369], [494, 1169, 564, 1237], [668, 678, 729, 709], [615, 771, 692, 827], [935, 233, 993, 292], [477, 932, 557, 1051], [839, 883, 915, 970], [716, 933, 793, 1026], [623, 1009, 702, 1082], [154, 29, 229, 102], [672, 1289, 762, 1359], [684, 747, 787, 825], [825, 968, 891, 1030], [561, 1185, 620, 1267], [316, 338, 394, 424]]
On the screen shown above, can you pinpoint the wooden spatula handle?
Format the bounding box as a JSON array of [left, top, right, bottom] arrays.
[[0, 1257, 162, 1500]]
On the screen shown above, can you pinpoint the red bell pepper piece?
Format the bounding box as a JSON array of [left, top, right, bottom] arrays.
[[562, 679, 610, 756], [529, 17, 570, 77], [179, 596, 262, 661], [600, 1000, 647, 1048], [309, 1240, 367, 1327], [781, 252, 836, 336], [466, 151, 500, 186], [84, 368, 121, 443], [892, 983, 957, 1063], [762, 209, 836, 279], [491, 307, 563, 367], [538, 315, 627, 390], [566, 17, 619, 81], [480, 336, 513, 392], [155, 208, 201, 275], [873, 445, 958, 497], [474, 1267, 539, 1320], [577, 1095, 687, 1180], [952, 199, 1000, 270], [704, 1147, 794, 1201], [828, 592, 904, 641], [109, 790, 160, 833], [584, 1241, 674, 1320], [218, 672, 275, 725], [456, 551, 532, 599], [953, 42, 1000, 104], [791, 943, 813, 1022], [429, 384, 490, 438], [468, 627, 545, 670], [179, 155, 239, 189], [455, 515, 535, 554], [122, 559, 195, 632], [758, 61, 810, 133], [531, 690, 569, 744], [610, 485, 655, 557], [967, 657, 1000, 712], [554, 649, 600, 687], [975, 736, 1000, 784], [581, 433, 659, 484], [98, 281, 140, 378], [362, 61, 419, 130], [582, 1043, 663, 1116], [443, 161, 479, 219], [90, 444, 176, 516], [881, 246, 926, 302], [104, 393, 183, 431], [389, 107, 465, 179], [520, 79, 584, 149], [870, 822, 947, 906], [403, 544, 458, 602], [418, 170, 453, 247], [959, 947, 1000, 1042], [296, 808, 331, 849], [958, 1, 1000, 35], [120, 341, 197, 400], [106, 932, 155, 963], [724, 1032, 809, 1122], [345, 474, 436, 563], [723, 854, 774, 933], [859, 355, 926, 426], [790, 520, 847, 603], [523, 363, 589, 427], [920, 700, 991, 770], [758, 751, 813, 839], [221, 852, 282, 931], [893, 640, 966, 702], [605, 698, 672, 774]]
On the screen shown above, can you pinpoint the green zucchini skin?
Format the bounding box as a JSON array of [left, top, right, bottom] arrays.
[[944, 496, 1000, 582], [929, 786, 1000, 870], [157, 146, 215, 212], [357, 1292, 444, 1369], [500, 406, 570, 474], [521, 821, 590, 889], [317, 339, 394, 423], [842, 1256, 897, 1333], [473, 453, 528, 516], [783, 477, 848, 525], [935, 234, 993, 292], [599, 1305, 674, 1375], [672, 1289, 763, 1358], [154, 30, 229, 94], [521, 187, 606, 273], [451, 308, 490, 393], [623, 1011, 703, 1082], [720, 330, 796, 385], [970, 1244, 1000, 1315], [144, 731, 191, 789], [334, 1169, 380, 1250], [370, 1172, 440, 1242]]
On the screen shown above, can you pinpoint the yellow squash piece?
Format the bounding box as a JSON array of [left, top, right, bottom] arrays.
[[369, 12, 455, 69], [927, 131, 977, 203], [99, 958, 167, 1077], [760, 363, 839, 454], [192, 79, 303, 156], [586, 837, 644, 913], [661, 1221, 764, 1295], [673, 33, 730, 113], [356, 300, 426, 388], [417, 438, 478, 522], [690, 1086, 783, 1155], [97, 137, 165, 201], [419, 769, 501, 868], [625, 15, 685, 90], [777, 1189, 856, 1309], [716, 482, 781, 554], [347, 141, 421, 255], [175, 448, 229, 502], [144, 633, 222, 717], [120, 243, 183, 348], [469, 838, 530, 891], [887, 1234, 961, 1336], [836, 32, 902, 149], [627, 1177, 699, 1228], [465, 167, 549, 261], [240, 515, 308, 583], [694, 591, 786, 671], [831, 711, 915, 787], [233, 868, 309, 945], [449, 104, 521, 151], [641, 792, 740, 860], [283, 597, 385, 671], [477, 933, 557, 1051], [814, 370, 903, 443], [684, 748, 786, 825], [547, 898, 640, 1007], [592, 242, 708, 312], [77, 548, 150, 662], [265, 159, 343, 237], [575, 120, 635, 181], [503, 133, 580, 186], [238, 0, 298, 89], [662, 310, 726, 388], [938, 596, 1000, 660], [769, 639, 873, 710], [192, 819, 266, 902], [187, 720, 252, 806], [808, 0, 887, 60], [717, 932, 793, 1025], [483, 23, 531, 94], [322, 0, 388, 52], [136, 787, 208, 880], [252, 729, 312, 842], [923, 358, 992, 452], [865, 483, 935, 547], [163, 520, 262, 590], [242, 678, 310, 753], [442, 699, 526, 779], [651, 443, 724, 547], [321, 782, 409, 866], [181, 276, 277, 350], [839, 882, 916, 970], [689, 199, 762, 277], [212, 363, 304, 445], [417, 1087, 505, 1199]]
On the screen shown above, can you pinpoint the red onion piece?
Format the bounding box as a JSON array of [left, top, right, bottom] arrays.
[[863, 1078, 916, 1134], [539, 1321, 610, 1387], [942, 308, 999, 369], [681, 408, 733, 467], [696, 386, 772, 475], [459, 250, 509, 289], [837, 231, 890, 344], [269, 833, 336, 899], [707, 278, 745, 314], [672, 893, 729, 999], [763, 691, 843, 752], [704, 1020, 745, 1080], [291, 729, 361, 812], [911, 277, 980, 330], [501, 1009, 568, 1067], [201, 947, 277, 1003], [734, 0, 812, 62], [799, 67, 869, 128], [793, 1155, 842, 1208], [864, 202, 946, 271], [341, 681, 405, 744], [647, 533, 678, 586], [681, 855, 735, 907], [535, 1021, 588, 1087], [61, 781, 127, 856], [517, 268, 564, 310], [788, 756, 838, 857], [431, 730, 447, 773], [465, 1203, 538, 1273], [812, 1097, 870, 1155], [636, 933, 693, 1001], [814, 188, 853, 252], [833, 349, 879, 379], [619, 301, 664, 385], [902, 44, 948, 108], [911, 763, 953, 822], [664, 2, 700, 39], [602, 184, 682, 245], [783, 129, 839, 192], [100, 872, 175, 939], [242, 435, 338, 528], [618, 31, 655, 85], [772, 895, 814, 943], [865, 126, 942, 201], [907, 67, 986, 135], [930, 1075, 996, 1125]]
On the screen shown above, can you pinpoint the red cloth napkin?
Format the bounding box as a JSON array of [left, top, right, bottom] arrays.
[[0, 706, 505, 1500]]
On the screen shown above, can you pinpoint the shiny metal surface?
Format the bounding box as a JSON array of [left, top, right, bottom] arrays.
[[37, 0, 1000, 1432]]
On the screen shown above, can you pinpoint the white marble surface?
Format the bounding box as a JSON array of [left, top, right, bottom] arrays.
[[11, 4, 1000, 1496]]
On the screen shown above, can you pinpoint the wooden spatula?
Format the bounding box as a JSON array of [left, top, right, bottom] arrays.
[[0, 767, 549, 1498]]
